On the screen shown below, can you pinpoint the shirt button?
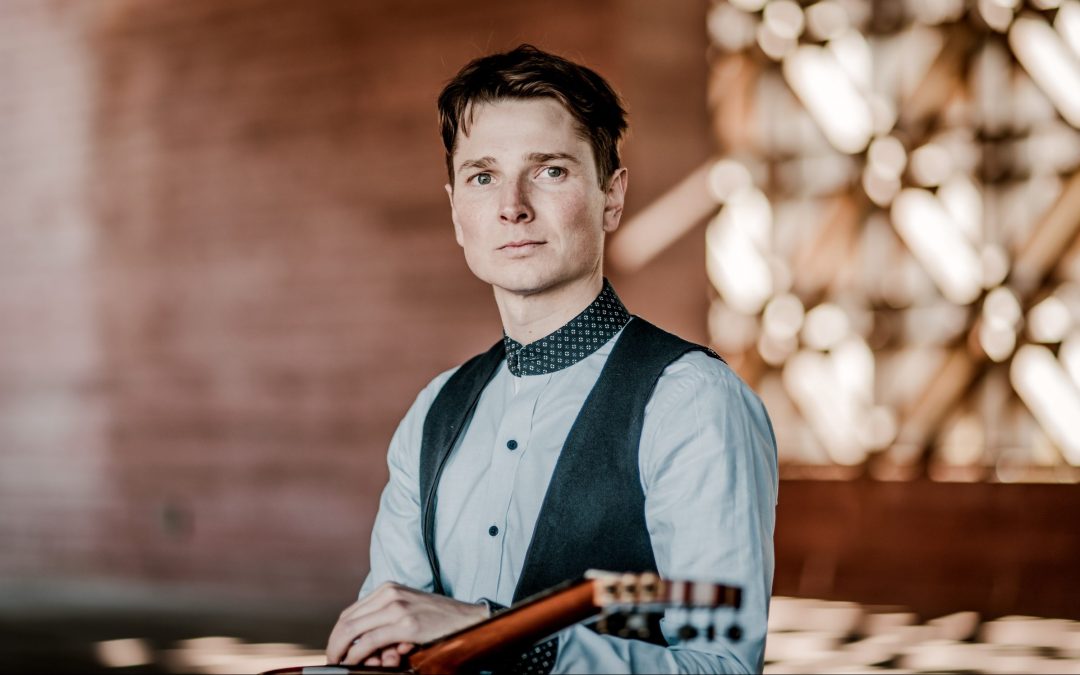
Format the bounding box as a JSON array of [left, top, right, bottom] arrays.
[[506, 439, 518, 450], [488, 525, 499, 537]]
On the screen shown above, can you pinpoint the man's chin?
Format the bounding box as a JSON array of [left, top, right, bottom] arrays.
[[469, 265, 547, 296], [492, 281, 551, 298], [481, 273, 558, 298], [473, 263, 598, 300], [490, 276, 599, 301]]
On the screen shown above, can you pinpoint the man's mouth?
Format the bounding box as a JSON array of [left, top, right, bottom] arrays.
[[500, 240, 545, 250]]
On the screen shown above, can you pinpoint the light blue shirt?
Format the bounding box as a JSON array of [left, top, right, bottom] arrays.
[[360, 322, 778, 673]]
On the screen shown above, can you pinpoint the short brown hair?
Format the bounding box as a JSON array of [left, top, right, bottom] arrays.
[[438, 44, 628, 188]]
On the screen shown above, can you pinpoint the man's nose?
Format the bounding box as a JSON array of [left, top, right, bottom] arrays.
[[499, 179, 534, 224]]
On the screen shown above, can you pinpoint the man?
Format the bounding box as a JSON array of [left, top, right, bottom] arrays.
[[326, 44, 778, 674]]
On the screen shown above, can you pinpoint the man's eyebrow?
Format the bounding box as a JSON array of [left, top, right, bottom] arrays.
[[457, 156, 495, 173], [527, 152, 581, 164]]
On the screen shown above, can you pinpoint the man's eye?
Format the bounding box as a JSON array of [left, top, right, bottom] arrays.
[[543, 167, 565, 179], [473, 173, 493, 185]]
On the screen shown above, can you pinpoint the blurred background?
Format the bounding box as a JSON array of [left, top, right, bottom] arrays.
[[2, 0, 1080, 672]]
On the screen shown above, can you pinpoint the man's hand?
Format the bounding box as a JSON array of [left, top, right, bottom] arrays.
[[325, 582, 490, 668]]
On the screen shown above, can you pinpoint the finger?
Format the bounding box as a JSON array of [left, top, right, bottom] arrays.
[[326, 598, 368, 663], [380, 647, 402, 669], [327, 621, 368, 664], [336, 600, 413, 660], [327, 596, 410, 664], [341, 624, 411, 666], [343, 639, 375, 666], [327, 624, 353, 664], [326, 626, 350, 664], [397, 641, 415, 654]]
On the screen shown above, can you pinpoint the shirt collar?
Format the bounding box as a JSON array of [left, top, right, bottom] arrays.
[[502, 279, 631, 377]]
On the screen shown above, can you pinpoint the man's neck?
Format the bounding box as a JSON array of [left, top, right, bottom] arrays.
[[495, 274, 605, 345]]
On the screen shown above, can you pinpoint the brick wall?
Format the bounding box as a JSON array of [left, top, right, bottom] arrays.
[[0, 0, 709, 604], [0, 0, 112, 581]]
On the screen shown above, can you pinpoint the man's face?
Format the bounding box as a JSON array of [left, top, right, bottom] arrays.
[[445, 98, 627, 297]]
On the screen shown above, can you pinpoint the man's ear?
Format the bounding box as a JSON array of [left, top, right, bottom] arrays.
[[602, 167, 629, 234], [446, 183, 464, 247]]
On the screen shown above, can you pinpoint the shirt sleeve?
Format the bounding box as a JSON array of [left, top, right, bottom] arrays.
[[358, 368, 459, 599], [553, 350, 779, 674]]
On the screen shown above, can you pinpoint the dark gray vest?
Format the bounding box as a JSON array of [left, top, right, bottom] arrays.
[[419, 317, 718, 604]]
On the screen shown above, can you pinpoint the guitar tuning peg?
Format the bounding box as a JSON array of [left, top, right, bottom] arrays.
[[601, 611, 629, 638], [599, 579, 618, 604], [639, 572, 659, 602], [676, 623, 699, 642], [619, 573, 637, 603], [614, 611, 639, 640], [625, 612, 651, 639], [596, 615, 609, 635], [726, 623, 743, 642]]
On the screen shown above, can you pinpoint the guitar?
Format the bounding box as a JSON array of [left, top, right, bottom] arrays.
[[263, 570, 743, 675]]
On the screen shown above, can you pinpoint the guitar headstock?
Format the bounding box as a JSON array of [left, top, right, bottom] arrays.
[[583, 570, 744, 644], [585, 570, 743, 611]]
